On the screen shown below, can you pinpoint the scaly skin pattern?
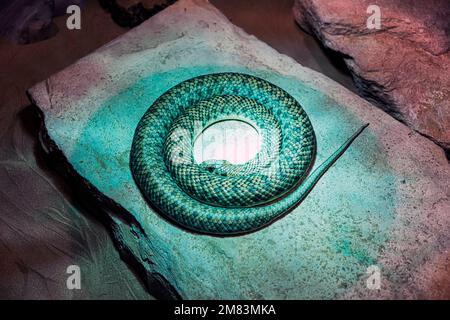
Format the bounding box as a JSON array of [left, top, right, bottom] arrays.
[[130, 73, 368, 235]]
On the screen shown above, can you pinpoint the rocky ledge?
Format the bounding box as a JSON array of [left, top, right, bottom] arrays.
[[293, 0, 450, 155]]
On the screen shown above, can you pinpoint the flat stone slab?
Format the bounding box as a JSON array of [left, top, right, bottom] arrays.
[[28, 0, 450, 299]]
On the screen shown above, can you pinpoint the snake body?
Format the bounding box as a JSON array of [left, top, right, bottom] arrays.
[[130, 73, 368, 235]]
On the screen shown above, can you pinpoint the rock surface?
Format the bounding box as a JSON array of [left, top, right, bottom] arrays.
[[28, 0, 450, 299], [293, 0, 450, 153]]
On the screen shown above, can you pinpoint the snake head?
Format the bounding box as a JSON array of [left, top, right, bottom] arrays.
[[200, 159, 234, 176]]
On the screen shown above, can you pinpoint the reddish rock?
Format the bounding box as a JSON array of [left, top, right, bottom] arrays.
[[293, 0, 450, 152]]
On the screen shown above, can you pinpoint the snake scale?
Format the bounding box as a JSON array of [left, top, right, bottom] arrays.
[[130, 73, 368, 235]]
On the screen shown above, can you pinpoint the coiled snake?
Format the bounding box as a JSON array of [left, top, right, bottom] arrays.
[[130, 73, 368, 235]]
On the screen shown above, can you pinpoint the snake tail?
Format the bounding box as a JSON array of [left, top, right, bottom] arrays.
[[283, 123, 370, 211]]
